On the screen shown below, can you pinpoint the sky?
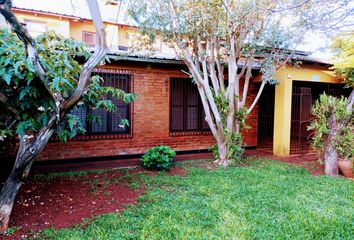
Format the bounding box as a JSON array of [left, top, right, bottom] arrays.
[[11, 0, 344, 60]]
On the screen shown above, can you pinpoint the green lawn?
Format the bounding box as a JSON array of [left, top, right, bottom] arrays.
[[40, 159, 354, 240]]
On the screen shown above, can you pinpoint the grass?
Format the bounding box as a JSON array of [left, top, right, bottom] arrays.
[[38, 159, 353, 240]]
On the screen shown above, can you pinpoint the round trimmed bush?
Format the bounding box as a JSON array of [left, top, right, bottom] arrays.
[[141, 146, 176, 171]]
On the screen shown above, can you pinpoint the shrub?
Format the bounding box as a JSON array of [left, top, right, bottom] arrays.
[[141, 146, 176, 171]]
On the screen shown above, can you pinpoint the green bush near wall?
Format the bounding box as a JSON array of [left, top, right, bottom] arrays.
[[141, 146, 176, 171]]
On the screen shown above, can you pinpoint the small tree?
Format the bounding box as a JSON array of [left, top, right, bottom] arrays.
[[309, 94, 353, 176], [128, 0, 321, 166], [309, 34, 354, 176], [0, 0, 135, 233]]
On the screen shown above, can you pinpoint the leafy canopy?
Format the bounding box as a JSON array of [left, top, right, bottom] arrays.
[[332, 34, 354, 88], [128, 0, 311, 83], [0, 29, 136, 142], [308, 33, 354, 162]]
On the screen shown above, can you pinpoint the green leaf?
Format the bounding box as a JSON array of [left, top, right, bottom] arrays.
[[2, 73, 12, 84]]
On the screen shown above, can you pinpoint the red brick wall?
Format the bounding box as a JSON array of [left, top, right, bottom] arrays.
[[241, 80, 259, 147], [38, 63, 259, 161]]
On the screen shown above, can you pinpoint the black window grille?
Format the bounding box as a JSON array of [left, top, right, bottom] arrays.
[[69, 68, 133, 140], [170, 77, 210, 136]]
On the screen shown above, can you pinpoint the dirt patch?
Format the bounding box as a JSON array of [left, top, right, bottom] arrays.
[[3, 169, 139, 239], [2, 164, 192, 240]]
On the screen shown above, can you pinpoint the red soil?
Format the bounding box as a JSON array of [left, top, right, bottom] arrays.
[[2, 151, 326, 239], [3, 165, 188, 240]]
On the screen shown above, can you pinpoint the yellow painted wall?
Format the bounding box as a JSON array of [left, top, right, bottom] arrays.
[[118, 26, 139, 47], [273, 64, 340, 156], [70, 20, 135, 50], [13, 11, 135, 51], [69, 20, 96, 42], [276, 65, 341, 84], [273, 74, 293, 156], [14, 12, 70, 37], [13, 11, 157, 53]]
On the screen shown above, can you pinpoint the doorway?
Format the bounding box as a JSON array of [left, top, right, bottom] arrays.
[[257, 84, 275, 152], [290, 81, 350, 154]]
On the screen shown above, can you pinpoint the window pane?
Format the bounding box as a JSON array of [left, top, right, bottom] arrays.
[[111, 74, 130, 133], [186, 82, 199, 130], [170, 78, 184, 131], [90, 108, 108, 133], [69, 69, 132, 137], [170, 77, 207, 133], [71, 105, 87, 130]]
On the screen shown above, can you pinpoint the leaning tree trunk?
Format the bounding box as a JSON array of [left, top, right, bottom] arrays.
[[0, 121, 55, 234], [0, 153, 33, 233], [0, 0, 107, 233]]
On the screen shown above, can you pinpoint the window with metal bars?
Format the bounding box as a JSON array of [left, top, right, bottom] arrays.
[[70, 69, 133, 140], [170, 77, 210, 136]]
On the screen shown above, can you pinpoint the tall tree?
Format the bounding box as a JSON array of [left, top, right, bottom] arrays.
[[0, 0, 134, 233], [128, 0, 320, 166]]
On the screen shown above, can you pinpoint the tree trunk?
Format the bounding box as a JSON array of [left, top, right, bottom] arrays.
[[0, 125, 54, 234], [0, 140, 34, 234], [0, 161, 32, 233], [323, 115, 340, 177], [323, 88, 353, 177], [324, 135, 339, 176], [214, 141, 231, 167]]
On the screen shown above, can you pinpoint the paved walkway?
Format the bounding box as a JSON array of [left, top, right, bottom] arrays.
[[31, 150, 322, 175]]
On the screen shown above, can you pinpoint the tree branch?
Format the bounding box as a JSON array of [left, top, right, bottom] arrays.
[[215, 37, 225, 91], [241, 56, 255, 108], [62, 0, 108, 114], [247, 80, 266, 114]]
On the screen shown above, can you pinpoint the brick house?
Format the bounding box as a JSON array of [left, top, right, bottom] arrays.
[[8, 1, 349, 162]]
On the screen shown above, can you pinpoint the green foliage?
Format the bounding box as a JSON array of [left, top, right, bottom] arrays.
[[141, 146, 176, 171], [39, 159, 354, 239], [308, 94, 353, 160], [214, 91, 229, 126], [0, 28, 136, 142], [128, 0, 308, 85], [235, 107, 250, 130], [332, 34, 354, 88]]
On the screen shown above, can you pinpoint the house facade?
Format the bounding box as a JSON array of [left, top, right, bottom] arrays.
[[8, 2, 348, 161]]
